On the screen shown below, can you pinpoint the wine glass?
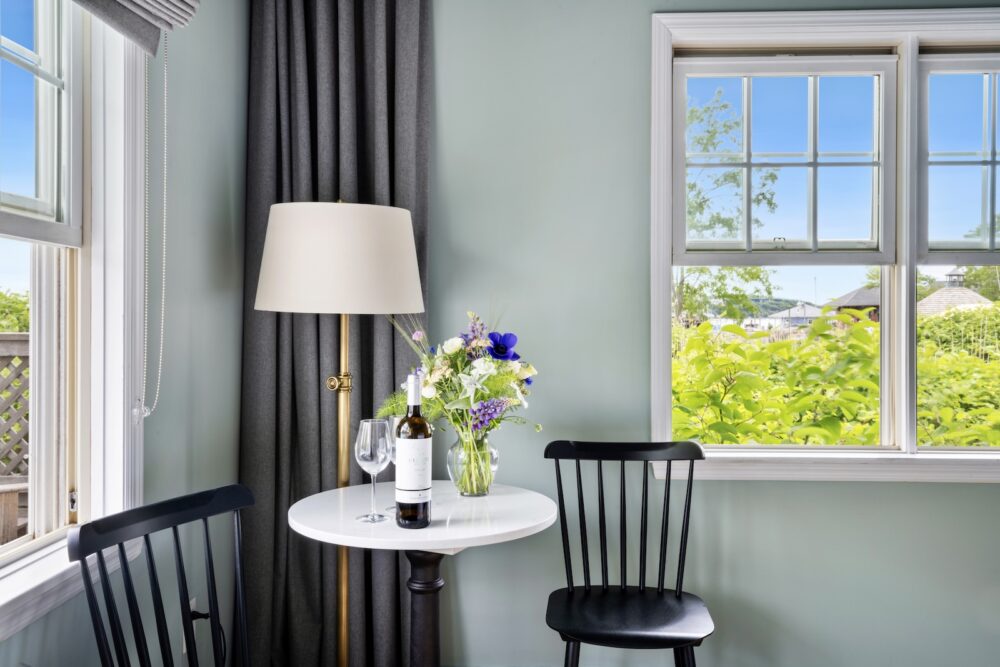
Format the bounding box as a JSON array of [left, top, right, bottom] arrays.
[[355, 419, 391, 523]]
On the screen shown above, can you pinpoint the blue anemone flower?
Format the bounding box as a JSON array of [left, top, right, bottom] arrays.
[[487, 332, 520, 361]]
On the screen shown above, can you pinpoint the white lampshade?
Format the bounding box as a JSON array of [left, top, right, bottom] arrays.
[[254, 202, 424, 314]]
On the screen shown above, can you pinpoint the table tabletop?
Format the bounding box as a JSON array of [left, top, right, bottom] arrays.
[[288, 480, 557, 555]]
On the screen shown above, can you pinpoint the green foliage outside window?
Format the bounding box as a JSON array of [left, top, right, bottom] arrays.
[[672, 310, 880, 446], [0, 291, 29, 333], [672, 304, 1000, 447]]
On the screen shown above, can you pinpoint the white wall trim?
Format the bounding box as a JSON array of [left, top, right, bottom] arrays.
[[654, 451, 1000, 484], [0, 10, 146, 640], [651, 8, 1000, 482], [654, 9, 1000, 47]]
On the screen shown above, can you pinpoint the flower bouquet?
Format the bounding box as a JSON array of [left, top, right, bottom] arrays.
[[378, 312, 539, 496]]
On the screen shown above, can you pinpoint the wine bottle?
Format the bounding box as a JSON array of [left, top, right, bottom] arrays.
[[395, 373, 432, 528]]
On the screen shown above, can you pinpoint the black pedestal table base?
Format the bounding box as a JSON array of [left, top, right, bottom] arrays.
[[405, 550, 446, 667]]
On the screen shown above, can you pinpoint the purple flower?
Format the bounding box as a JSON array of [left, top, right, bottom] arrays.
[[524, 377, 533, 386], [487, 332, 520, 361], [469, 398, 509, 433]]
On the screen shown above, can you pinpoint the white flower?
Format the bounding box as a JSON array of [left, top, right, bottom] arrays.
[[507, 361, 522, 374], [442, 337, 465, 354], [471, 357, 496, 377], [517, 363, 538, 380], [421, 384, 437, 399], [457, 372, 482, 406], [511, 381, 529, 409]]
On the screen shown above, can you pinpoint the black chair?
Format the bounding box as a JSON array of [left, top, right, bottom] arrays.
[[544, 441, 713, 667], [67, 484, 254, 666]]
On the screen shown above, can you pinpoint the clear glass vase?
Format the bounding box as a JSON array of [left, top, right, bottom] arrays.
[[446, 435, 499, 497]]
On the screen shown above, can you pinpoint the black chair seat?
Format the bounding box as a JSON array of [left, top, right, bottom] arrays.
[[547, 586, 714, 650]]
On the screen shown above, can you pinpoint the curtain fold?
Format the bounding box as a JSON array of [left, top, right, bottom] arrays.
[[239, 1, 431, 665], [72, 0, 198, 54]]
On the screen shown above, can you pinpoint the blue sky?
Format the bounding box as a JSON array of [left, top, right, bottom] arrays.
[[684, 73, 994, 304]]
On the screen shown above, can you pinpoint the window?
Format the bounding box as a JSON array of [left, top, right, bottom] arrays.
[[0, 0, 76, 552], [914, 57, 1000, 452], [1, 0, 79, 246], [920, 56, 999, 256], [674, 57, 895, 262], [0, 2, 145, 639], [671, 266, 883, 448], [652, 10, 1000, 481]]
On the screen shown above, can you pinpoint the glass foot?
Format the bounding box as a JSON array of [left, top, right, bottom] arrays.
[[356, 513, 389, 523]]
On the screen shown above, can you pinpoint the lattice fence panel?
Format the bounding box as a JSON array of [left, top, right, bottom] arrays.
[[0, 352, 29, 477]]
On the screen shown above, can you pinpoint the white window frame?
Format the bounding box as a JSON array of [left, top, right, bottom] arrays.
[[673, 56, 896, 264], [0, 6, 146, 639], [651, 8, 1000, 482], [918, 54, 1000, 264]]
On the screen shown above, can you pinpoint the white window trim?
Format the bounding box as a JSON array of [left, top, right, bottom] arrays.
[[651, 8, 1000, 483], [0, 10, 146, 640], [672, 55, 897, 265]]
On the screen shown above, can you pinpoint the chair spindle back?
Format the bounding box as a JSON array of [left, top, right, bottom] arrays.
[[544, 441, 704, 598], [67, 484, 254, 666]]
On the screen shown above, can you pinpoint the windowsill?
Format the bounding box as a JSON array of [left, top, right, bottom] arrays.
[[0, 534, 142, 641], [652, 449, 1000, 483]]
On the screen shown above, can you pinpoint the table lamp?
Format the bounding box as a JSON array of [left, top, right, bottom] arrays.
[[254, 202, 424, 667]]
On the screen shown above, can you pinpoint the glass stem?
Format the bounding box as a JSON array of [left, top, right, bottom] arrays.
[[370, 473, 377, 518]]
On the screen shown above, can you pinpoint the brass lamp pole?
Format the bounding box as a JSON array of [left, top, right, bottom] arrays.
[[325, 313, 352, 667], [254, 203, 425, 667]]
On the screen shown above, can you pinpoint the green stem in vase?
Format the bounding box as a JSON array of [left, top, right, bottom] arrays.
[[456, 429, 493, 496]]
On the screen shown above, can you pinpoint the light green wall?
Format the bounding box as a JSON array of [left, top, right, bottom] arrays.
[[0, 0, 248, 663], [430, 1, 1000, 665]]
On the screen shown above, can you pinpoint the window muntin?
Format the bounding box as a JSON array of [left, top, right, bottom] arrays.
[[920, 56, 1000, 260], [674, 56, 895, 261], [671, 265, 882, 447]]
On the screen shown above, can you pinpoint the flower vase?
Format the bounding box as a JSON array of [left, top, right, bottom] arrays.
[[447, 436, 499, 497]]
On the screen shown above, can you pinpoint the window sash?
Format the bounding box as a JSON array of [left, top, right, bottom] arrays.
[[0, 0, 80, 248], [918, 54, 1000, 264], [672, 55, 897, 266]]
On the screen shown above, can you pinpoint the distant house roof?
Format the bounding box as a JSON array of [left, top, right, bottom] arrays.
[[768, 302, 824, 319], [826, 286, 881, 310], [946, 267, 965, 279], [916, 287, 992, 317]]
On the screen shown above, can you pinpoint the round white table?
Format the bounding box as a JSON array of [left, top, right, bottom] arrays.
[[288, 480, 557, 667]]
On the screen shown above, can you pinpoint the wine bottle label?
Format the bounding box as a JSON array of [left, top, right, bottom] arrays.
[[395, 436, 432, 503], [396, 488, 431, 503]]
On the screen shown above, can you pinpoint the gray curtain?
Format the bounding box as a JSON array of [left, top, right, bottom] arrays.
[[239, 1, 431, 665]]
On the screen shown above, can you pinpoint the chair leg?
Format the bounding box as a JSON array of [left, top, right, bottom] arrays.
[[564, 640, 580, 667], [673, 646, 696, 667]]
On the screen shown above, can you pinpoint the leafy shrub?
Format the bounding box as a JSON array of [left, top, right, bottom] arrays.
[[916, 342, 1000, 447], [916, 303, 1000, 362], [672, 306, 1000, 447], [672, 311, 880, 445], [0, 291, 29, 333]]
